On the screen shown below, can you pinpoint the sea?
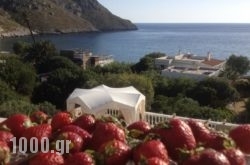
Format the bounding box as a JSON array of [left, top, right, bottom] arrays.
[[1, 23, 250, 63]]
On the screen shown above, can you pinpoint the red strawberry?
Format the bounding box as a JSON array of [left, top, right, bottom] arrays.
[[30, 110, 48, 124], [98, 139, 131, 165], [222, 148, 246, 165], [29, 151, 64, 165], [53, 131, 83, 153], [127, 120, 151, 139], [73, 114, 96, 133], [0, 141, 10, 164], [182, 154, 200, 165], [151, 118, 196, 162], [186, 119, 212, 145], [133, 139, 169, 165], [59, 125, 91, 149], [229, 124, 250, 154], [90, 122, 126, 151], [205, 132, 234, 151], [182, 148, 230, 165], [146, 157, 169, 165], [0, 131, 14, 147], [22, 124, 52, 147], [4, 114, 32, 138], [194, 149, 230, 165], [65, 152, 95, 165], [51, 112, 73, 131]]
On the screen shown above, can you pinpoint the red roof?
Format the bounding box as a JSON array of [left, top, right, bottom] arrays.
[[202, 59, 225, 66]]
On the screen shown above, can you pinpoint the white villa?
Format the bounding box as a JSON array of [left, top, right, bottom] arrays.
[[155, 52, 226, 80]]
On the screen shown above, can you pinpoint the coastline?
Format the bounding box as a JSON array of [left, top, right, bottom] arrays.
[[0, 28, 139, 39], [0, 28, 32, 39]]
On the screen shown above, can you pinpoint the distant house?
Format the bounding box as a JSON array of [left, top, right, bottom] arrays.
[[60, 49, 114, 69], [161, 66, 221, 81], [155, 52, 226, 80]]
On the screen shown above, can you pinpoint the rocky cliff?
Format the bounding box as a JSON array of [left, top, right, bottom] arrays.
[[0, 0, 137, 37]]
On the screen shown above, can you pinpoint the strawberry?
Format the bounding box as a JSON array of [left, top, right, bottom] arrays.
[[0, 141, 10, 164], [151, 118, 196, 162], [204, 132, 234, 151], [53, 131, 83, 153], [186, 119, 212, 145], [65, 152, 95, 165], [29, 151, 64, 165], [73, 114, 96, 133], [4, 114, 32, 139], [127, 120, 151, 139], [222, 148, 246, 165], [229, 124, 250, 154], [194, 149, 230, 165], [90, 122, 126, 151], [51, 112, 73, 131], [133, 139, 169, 165], [182, 154, 200, 165], [59, 125, 91, 149], [98, 139, 131, 165], [30, 110, 49, 124], [22, 124, 52, 147], [146, 157, 169, 165], [0, 131, 14, 147]]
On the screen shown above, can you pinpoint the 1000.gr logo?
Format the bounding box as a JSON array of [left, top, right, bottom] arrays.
[[10, 137, 70, 155]]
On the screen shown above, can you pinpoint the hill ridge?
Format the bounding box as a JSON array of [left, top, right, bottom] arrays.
[[0, 0, 137, 37]]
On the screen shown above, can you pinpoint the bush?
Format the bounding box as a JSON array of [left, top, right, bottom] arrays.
[[36, 102, 58, 116], [188, 78, 239, 108], [151, 95, 235, 122], [0, 100, 36, 117], [0, 57, 36, 96]]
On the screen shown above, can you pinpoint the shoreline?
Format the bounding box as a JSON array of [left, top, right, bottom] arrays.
[[0, 28, 138, 39]]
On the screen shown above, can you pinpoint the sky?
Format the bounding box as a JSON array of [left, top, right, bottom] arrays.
[[98, 0, 250, 23]]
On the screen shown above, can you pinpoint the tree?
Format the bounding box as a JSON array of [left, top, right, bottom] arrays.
[[13, 41, 31, 56], [36, 56, 81, 74], [0, 80, 20, 104], [151, 95, 235, 122], [0, 100, 36, 117], [154, 77, 196, 97], [225, 55, 250, 76], [91, 62, 132, 74], [103, 73, 154, 109], [37, 102, 58, 116], [188, 78, 239, 108], [22, 41, 58, 69], [233, 79, 250, 98], [132, 52, 165, 73], [0, 57, 36, 95], [32, 68, 88, 108]]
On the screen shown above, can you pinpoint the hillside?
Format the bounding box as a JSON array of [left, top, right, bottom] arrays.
[[0, 8, 30, 37], [0, 0, 137, 37], [53, 0, 138, 31]]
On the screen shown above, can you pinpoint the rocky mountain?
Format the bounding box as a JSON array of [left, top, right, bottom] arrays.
[[0, 0, 137, 37]]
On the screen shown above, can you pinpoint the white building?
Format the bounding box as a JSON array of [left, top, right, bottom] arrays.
[[67, 85, 145, 124], [161, 66, 221, 81], [155, 52, 225, 69], [155, 52, 226, 80]]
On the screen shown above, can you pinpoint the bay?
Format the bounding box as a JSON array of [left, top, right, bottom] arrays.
[[1, 23, 250, 62]]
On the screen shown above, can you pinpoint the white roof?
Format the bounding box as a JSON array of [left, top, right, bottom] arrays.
[[67, 85, 145, 112]]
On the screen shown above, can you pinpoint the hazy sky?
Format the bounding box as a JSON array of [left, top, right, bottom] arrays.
[[98, 0, 250, 23]]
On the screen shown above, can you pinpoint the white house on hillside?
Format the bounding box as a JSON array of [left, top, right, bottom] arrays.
[[155, 52, 226, 80]]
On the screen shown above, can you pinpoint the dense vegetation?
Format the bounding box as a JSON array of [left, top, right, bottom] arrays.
[[1, 41, 250, 123]]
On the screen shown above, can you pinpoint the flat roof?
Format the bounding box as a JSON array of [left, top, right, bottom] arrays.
[[164, 66, 219, 75]]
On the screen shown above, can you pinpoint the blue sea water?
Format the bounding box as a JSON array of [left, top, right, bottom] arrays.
[[1, 23, 250, 62]]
